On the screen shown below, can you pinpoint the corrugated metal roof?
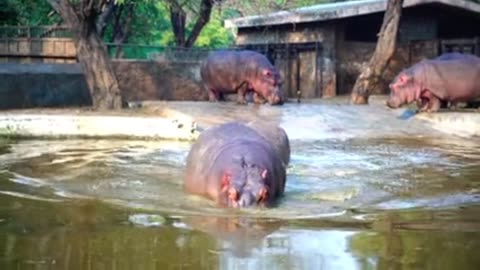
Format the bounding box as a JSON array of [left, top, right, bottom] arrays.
[[224, 0, 480, 29]]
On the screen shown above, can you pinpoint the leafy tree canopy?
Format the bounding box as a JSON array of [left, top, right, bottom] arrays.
[[5, 0, 479, 48]]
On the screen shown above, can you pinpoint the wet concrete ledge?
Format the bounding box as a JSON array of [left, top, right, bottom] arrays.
[[0, 112, 199, 141], [1, 97, 480, 141], [416, 111, 480, 138]]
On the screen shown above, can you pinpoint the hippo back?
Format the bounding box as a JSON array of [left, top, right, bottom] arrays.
[[435, 52, 479, 62], [422, 58, 480, 101], [246, 120, 290, 166]]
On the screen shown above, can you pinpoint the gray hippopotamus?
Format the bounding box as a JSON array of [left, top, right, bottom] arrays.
[[200, 50, 285, 105], [387, 53, 480, 112], [184, 121, 290, 208], [246, 120, 290, 166]]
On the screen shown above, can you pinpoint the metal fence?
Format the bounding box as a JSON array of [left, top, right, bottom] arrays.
[[105, 43, 217, 61], [0, 26, 224, 61], [440, 38, 480, 56]]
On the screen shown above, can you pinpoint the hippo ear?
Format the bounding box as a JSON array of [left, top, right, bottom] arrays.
[[399, 74, 411, 84], [262, 69, 272, 77], [261, 169, 268, 179]]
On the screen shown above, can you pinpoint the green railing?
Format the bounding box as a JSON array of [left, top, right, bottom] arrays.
[[0, 25, 234, 61]]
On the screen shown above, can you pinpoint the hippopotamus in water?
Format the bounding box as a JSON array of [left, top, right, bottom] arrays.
[[184, 122, 289, 208], [246, 120, 290, 166], [387, 53, 480, 112], [200, 50, 284, 105]]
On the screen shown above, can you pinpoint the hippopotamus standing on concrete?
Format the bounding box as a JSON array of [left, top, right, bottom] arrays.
[[200, 50, 284, 105], [387, 53, 480, 112], [184, 121, 289, 208], [435, 52, 480, 61]]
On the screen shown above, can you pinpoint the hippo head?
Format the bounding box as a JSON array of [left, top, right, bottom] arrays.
[[220, 162, 270, 208], [386, 70, 420, 108], [254, 68, 284, 105]]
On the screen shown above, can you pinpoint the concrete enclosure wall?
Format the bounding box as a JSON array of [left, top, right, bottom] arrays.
[[336, 39, 438, 95], [0, 59, 207, 110], [0, 64, 91, 109]]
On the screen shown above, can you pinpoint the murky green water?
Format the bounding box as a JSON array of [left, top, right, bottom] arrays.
[[1, 102, 480, 269]]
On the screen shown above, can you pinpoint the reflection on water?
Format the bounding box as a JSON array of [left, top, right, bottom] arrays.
[[1, 102, 480, 269], [0, 194, 479, 270]]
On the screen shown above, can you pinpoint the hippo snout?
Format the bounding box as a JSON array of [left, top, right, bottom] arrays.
[[237, 192, 256, 207], [386, 97, 401, 108], [229, 186, 268, 208]]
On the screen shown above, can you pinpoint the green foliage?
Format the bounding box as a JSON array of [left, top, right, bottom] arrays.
[[114, 1, 234, 49], [2, 0, 60, 25], [2, 0, 365, 50], [194, 11, 234, 48]]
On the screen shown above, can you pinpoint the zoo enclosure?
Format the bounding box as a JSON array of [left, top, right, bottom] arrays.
[[1, 26, 480, 99]]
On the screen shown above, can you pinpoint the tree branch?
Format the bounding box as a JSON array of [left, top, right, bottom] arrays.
[[97, 0, 116, 37], [169, 3, 186, 46], [185, 0, 214, 47], [46, 0, 62, 14]]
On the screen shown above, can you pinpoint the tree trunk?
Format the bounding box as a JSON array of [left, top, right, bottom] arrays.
[[96, 0, 116, 37], [48, 0, 123, 110], [111, 2, 134, 59], [170, 4, 186, 47], [350, 0, 403, 104], [76, 32, 123, 109], [168, 0, 217, 48]]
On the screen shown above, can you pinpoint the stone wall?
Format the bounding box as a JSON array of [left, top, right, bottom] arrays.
[[0, 60, 206, 110], [0, 64, 91, 109], [115, 60, 206, 102], [336, 40, 438, 95]]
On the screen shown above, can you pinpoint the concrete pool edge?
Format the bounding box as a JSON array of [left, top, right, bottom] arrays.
[[415, 111, 480, 138], [0, 113, 199, 141], [1, 97, 480, 141]]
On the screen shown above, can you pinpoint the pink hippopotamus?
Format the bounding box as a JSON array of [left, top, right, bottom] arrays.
[[200, 50, 285, 105], [387, 53, 480, 112], [184, 121, 290, 208]]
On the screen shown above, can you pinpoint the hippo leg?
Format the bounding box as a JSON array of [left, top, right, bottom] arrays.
[[253, 92, 267, 104], [417, 97, 430, 112], [449, 101, 459, 110], [236, 83, 248, 105], [418, 90, 441, 113], [208, 88, 220, 102], [426, 96, 442, 112]]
